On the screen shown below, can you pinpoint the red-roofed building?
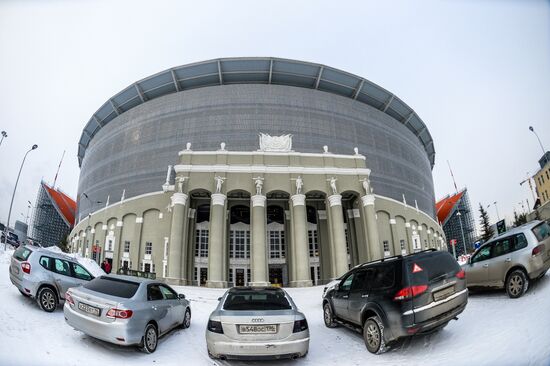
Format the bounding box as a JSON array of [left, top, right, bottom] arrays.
[[435, 188, 476, 256], [29, 182, 76, 247]]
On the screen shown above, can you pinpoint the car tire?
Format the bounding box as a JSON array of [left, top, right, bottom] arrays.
[[140, 323, 158, 354], [363, 316, 387, 354], [181, 308, 191, 329], [506, 269, 529, 298], [37, 287, 57, 312], [323, 303, 338, 328]]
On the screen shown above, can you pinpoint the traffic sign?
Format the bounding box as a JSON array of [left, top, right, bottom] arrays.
[[450, 239, 457, 246]]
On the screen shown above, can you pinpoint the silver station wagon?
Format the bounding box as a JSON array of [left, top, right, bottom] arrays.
[[64, 275, 191, 353], [463, 220, 550, 298], [206, 287, 309, 360]]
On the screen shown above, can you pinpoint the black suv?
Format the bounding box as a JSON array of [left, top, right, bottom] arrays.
[[322, 249, 468, 354]]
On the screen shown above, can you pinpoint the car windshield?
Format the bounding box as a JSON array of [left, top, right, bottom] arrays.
[[13, 246, 32, 261], [407, 252, 460, 285], [83, 276, 140, 298], [532, 222, 550, 242], [223, 289, 292, 311]]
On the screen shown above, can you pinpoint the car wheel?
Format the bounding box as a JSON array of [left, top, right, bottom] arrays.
[[363, 316, 387, 354], [323, 303, 338, 328], [506, 269, 529, 298], [37, 287, 57, 312], [140, 323, 158, 354], [181, 308, 191, 329]]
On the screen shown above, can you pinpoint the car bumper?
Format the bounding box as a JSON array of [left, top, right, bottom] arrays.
[[528, 256, 550, 279], [9, 272, 37, 297], [64, 303, 142, 346], [206, 330, 309, 359]]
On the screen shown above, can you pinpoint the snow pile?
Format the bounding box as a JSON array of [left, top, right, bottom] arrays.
[[43, 246, 105, 277]]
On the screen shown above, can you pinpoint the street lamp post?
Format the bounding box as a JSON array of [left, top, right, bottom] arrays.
[[457, 210, 467, 255], [493, 201, 500, 221], [4, 144, 38, 249], [0, 131, 7, 147], [529, 126, 546, 155]]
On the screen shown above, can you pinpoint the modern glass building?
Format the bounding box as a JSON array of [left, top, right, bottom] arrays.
[[436, 189, 476, 256], [29, 182, 76, 247]]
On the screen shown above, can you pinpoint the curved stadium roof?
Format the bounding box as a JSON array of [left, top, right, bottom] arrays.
[[78, 57, 435, 168]]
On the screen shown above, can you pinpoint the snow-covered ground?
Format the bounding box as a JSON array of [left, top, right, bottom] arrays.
[[0, 248, 549, 366]]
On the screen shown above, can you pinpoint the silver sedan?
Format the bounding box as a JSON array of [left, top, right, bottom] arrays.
[[64, 275, 191, 353], [206, 287, 309, 360]]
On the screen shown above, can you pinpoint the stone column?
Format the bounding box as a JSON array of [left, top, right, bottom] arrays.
[[317, 210, 332, 282], [361, 194, 382, 260], [112, 223, 122, 272], [207, 193, 227, 288], [167, 192, 188, 285], [289, 194, 312, 287], [328, 195, 349, 278], [389, 218, 400, 255], [250, 195, 269, 286]]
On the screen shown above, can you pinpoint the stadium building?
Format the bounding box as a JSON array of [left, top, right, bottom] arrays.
[[69, 57, 446, 287]]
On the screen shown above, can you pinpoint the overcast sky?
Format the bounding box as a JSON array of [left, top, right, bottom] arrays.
[[1, 0, 549, 233]]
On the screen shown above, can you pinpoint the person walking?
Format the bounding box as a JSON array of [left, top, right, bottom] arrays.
[[102, 259, 112, 274]]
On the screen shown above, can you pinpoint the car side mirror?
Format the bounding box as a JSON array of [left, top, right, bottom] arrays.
[[178, 293, 185, 299], [334, 283, 340, 291], [217, 297, 222, 301]]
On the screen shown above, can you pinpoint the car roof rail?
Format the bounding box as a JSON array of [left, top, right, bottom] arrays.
[[356, 254, 404, 269], [405, 248, 438, 257]]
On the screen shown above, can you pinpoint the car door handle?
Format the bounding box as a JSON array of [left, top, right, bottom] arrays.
[[505, 258, 511, 262], [342, 295, 349, 299], [483, 264, 489, 268], [361, 294, 369, 298], [152, 306, 158, 310]]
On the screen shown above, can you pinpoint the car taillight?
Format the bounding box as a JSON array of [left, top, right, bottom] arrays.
[[106, 308, 133, 319], [293, 319, 309, 333], [21, 262, 31, 274], [207, 320, 224, 334], [65, 291, 75, 305], [456, 269, 466, 279], [532, 244, 544, 256], [393, 285, 428, 301]]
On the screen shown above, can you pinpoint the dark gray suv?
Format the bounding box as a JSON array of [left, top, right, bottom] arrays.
[[322, 249, 468, 354]]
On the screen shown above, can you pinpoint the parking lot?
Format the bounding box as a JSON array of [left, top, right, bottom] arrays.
[[0, 249, 549, 366]]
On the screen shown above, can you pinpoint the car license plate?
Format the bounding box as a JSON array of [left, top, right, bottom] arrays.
[[433, 286, 455, 302], [239, 324, 277, 334], [78, 302, 100, 317]]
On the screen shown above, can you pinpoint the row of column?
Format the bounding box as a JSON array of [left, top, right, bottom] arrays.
[[165, 190, 381, 287]]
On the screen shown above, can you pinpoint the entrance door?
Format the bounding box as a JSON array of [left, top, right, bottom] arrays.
[[200, 268, 208, 286], [269, 267, 283, 287], [235, 269, 245, 286]]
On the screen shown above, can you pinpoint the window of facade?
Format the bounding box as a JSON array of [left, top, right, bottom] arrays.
[[383, 240, 390, 257], [269, 231, 285, 258], [145, 242, 152, 255], [195, 229, 209, 257], [400, 239, 406, 253], [230, 230, 250, 259], [124, 241, 130, 253], [308, 230, 319, 257]]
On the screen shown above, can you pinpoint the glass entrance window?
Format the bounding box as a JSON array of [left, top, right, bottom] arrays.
[[269, 231, 285, 258], [308, 230, 319, 257], [230, 230, 250, 258], [195, 229, 209, 257]]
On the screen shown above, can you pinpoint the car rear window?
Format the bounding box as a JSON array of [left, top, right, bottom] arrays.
[[532, 222, 550, 242], [13, 247, 32, 261], [406, 252, 460, 284], [83, 276, 140, 298], [223, 289, 291, 311]]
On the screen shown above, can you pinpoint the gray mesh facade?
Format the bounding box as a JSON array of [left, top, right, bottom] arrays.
[[78, 83, 435, 218]]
